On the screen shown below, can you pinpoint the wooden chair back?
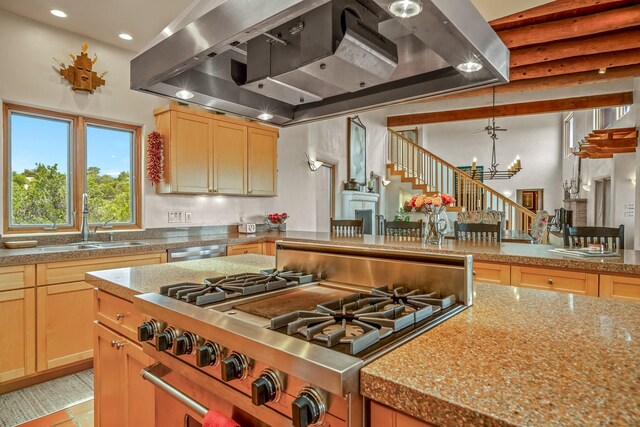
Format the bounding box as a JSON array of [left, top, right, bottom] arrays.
[[384, 220, 423, 237], [563, 225, 624, 250], [330, 218, 364, 235], [454, 221, 502, 242]]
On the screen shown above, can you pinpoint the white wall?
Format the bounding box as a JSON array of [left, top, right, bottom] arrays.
[[421, 113, 564, 211]]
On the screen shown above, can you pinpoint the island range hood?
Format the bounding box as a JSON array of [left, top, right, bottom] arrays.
[[131, 0, 509, 126]]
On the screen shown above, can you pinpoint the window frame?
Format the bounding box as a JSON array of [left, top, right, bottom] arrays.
[[616, 105, 631, 121], [3, 103, 142, 234], [563, 113, 574, 158]]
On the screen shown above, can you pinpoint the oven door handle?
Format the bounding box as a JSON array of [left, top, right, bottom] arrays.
[[141, 366, 208, 418]]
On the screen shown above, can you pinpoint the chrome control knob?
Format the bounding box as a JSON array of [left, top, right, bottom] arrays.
[[196, 341, 222, 367], [155, 326, 179, 352], [220, 352, 249, 382], [292, 387, 325, 427], [173, 332, 197, 356], [251, 369, 282, 406]]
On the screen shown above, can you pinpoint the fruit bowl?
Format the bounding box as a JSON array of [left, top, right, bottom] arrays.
[[265, 213, 288, 231]]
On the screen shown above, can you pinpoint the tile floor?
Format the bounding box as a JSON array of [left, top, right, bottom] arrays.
[[18, 399, 93, 427]]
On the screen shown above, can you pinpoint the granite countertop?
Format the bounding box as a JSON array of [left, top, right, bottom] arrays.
[[85, 254, 276, 301], [361, 283, 640, 426], [3, 230, 640, 275]]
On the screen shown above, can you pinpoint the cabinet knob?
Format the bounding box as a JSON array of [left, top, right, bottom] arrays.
[[248, 190, 253, 195], [111, 339, 125, 349], [116, 313, 126, 320], [547, 278, 554, 285], [213, 189, 219, 194], [472, 271, 476, 276]]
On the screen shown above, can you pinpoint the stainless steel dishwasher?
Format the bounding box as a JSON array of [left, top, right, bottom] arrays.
[[167, 244, 227, 262]]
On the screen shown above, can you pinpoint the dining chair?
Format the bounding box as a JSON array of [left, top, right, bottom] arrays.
[[384, 220, 423, 237], [330, 218, 364, 235], [563, 225, 624, 250], [454, 221, 502, 242]]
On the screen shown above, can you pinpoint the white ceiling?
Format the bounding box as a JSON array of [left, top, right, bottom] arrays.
[[0, 0, 551, 53], [0, 0, 193, 52]]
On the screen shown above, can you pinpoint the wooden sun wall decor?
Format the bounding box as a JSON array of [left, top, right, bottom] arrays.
[[54, 43, 107, 93]]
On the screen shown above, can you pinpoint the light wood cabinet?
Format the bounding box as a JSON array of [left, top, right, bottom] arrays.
[[0, 264, 35, 291], [248, 127, 278, 196], [94, 322, 154, 427], [227, 243, 263, 256], [213, 120, 247, 195], [369, 401, 436, 427], [472, 262, 510, 285], [600, 274, 640, 301], [37, 282, 94, 371], [0, 288, 35, 383], [155, 110, 211, 194], [511, 266, 598, 296], [95, 290, 146, 342], [263, 242, 277, 256], [153, 104, 278, 196]]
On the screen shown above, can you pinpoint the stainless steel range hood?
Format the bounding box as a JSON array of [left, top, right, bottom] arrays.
[[131, 0, 509, 126]]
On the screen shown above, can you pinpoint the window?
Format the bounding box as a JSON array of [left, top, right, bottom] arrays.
[[593, 107, 614, 130], [4, 104, 141, 233], [563, 113, 574, 158], [594, 177, 611, 227], [616, 105, 631, 120]]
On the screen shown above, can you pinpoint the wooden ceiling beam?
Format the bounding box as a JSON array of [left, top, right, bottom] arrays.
[[510, 29, 640, 68], [510, 48, 640, 80], [498, 4, 640, 49], [490, 0, 636, 31], [388, 92, 633, 127], [407, 64, 640, 104]]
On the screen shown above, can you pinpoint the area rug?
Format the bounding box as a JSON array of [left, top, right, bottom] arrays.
[[0, 369, 93, 427]]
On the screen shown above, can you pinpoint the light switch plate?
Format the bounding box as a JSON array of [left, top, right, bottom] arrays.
[[168, 210, 183, 223], [185, 212, 192, 223]]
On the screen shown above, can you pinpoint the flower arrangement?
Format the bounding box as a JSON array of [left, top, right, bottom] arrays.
[[404, 193, 456, 213], [265, 212, 288, 231]]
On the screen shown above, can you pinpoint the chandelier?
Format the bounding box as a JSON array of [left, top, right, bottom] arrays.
[[469, 87, 522, 180]]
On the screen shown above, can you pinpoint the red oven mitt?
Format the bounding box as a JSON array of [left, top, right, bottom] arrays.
[[203, 410, 240, 427]]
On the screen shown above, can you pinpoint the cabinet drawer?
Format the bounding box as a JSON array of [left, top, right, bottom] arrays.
[[511, 266, 598, 296], [472, 262, 510, 285], [36, 253, 166, 286], [95, 290, 145, 342], [600, 275, 640, 301], [0, 265, 35, 291], [227, 243, 262, 256]]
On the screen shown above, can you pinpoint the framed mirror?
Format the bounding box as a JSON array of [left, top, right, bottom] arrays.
[[347, 116, 366, 185]]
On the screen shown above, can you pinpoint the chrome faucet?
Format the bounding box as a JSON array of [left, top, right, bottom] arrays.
[[80, 193, 91, 242]]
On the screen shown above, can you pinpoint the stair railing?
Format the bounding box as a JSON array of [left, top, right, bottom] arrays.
[[388, 129, 536, 233]]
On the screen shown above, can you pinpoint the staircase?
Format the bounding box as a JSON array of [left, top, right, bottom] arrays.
[[387, 130, 536, 232]]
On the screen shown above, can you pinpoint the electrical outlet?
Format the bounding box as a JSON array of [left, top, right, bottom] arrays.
[[185, 212, 192, 223], [624, 210, 635, 218], [168, 210, 183, 223]]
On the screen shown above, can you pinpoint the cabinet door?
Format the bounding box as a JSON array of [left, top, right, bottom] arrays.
[[0, 289, 35, 383], [94, 323, 125, 427], [248, 128, 278, 196], [473, 262, 510, 285], [213, 120, 247, 195], [511, 266, 598, 296], [123, 340, 154, 427], [600, 274, 640, 301], [37, 282, 94, 371], [173, 112, 212, 193], [0, 264, 35, 291]]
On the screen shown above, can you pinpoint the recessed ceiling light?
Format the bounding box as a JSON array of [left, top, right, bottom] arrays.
[[258, 112, 274, 121], [388, 0, 423, 18], [456, 61, 483, 73], [119, 33, 133, 41], [598, 68, 607, 74], [50, 9, 67, 18], [175, 90, 194, 100]]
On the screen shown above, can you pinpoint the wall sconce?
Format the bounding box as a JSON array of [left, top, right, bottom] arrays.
[[305, 153, 323, 171], [382, 177, 391, 186], [630, 177, 636, 187]]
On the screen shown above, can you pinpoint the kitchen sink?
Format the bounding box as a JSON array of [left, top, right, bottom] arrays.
[[94, 241, 150, 248], [37, 241, 149, 252]]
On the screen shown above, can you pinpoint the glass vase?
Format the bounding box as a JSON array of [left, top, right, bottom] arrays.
[[424, 206, 447, 245]]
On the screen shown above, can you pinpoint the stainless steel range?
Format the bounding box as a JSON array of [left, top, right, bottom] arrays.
[[134, 242, 472, 427]]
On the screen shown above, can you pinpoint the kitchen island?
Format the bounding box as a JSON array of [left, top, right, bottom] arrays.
[[87, 253, 640, 427]]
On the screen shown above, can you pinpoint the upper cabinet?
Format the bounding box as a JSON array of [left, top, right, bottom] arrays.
[[153, 105, 278, 196]]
